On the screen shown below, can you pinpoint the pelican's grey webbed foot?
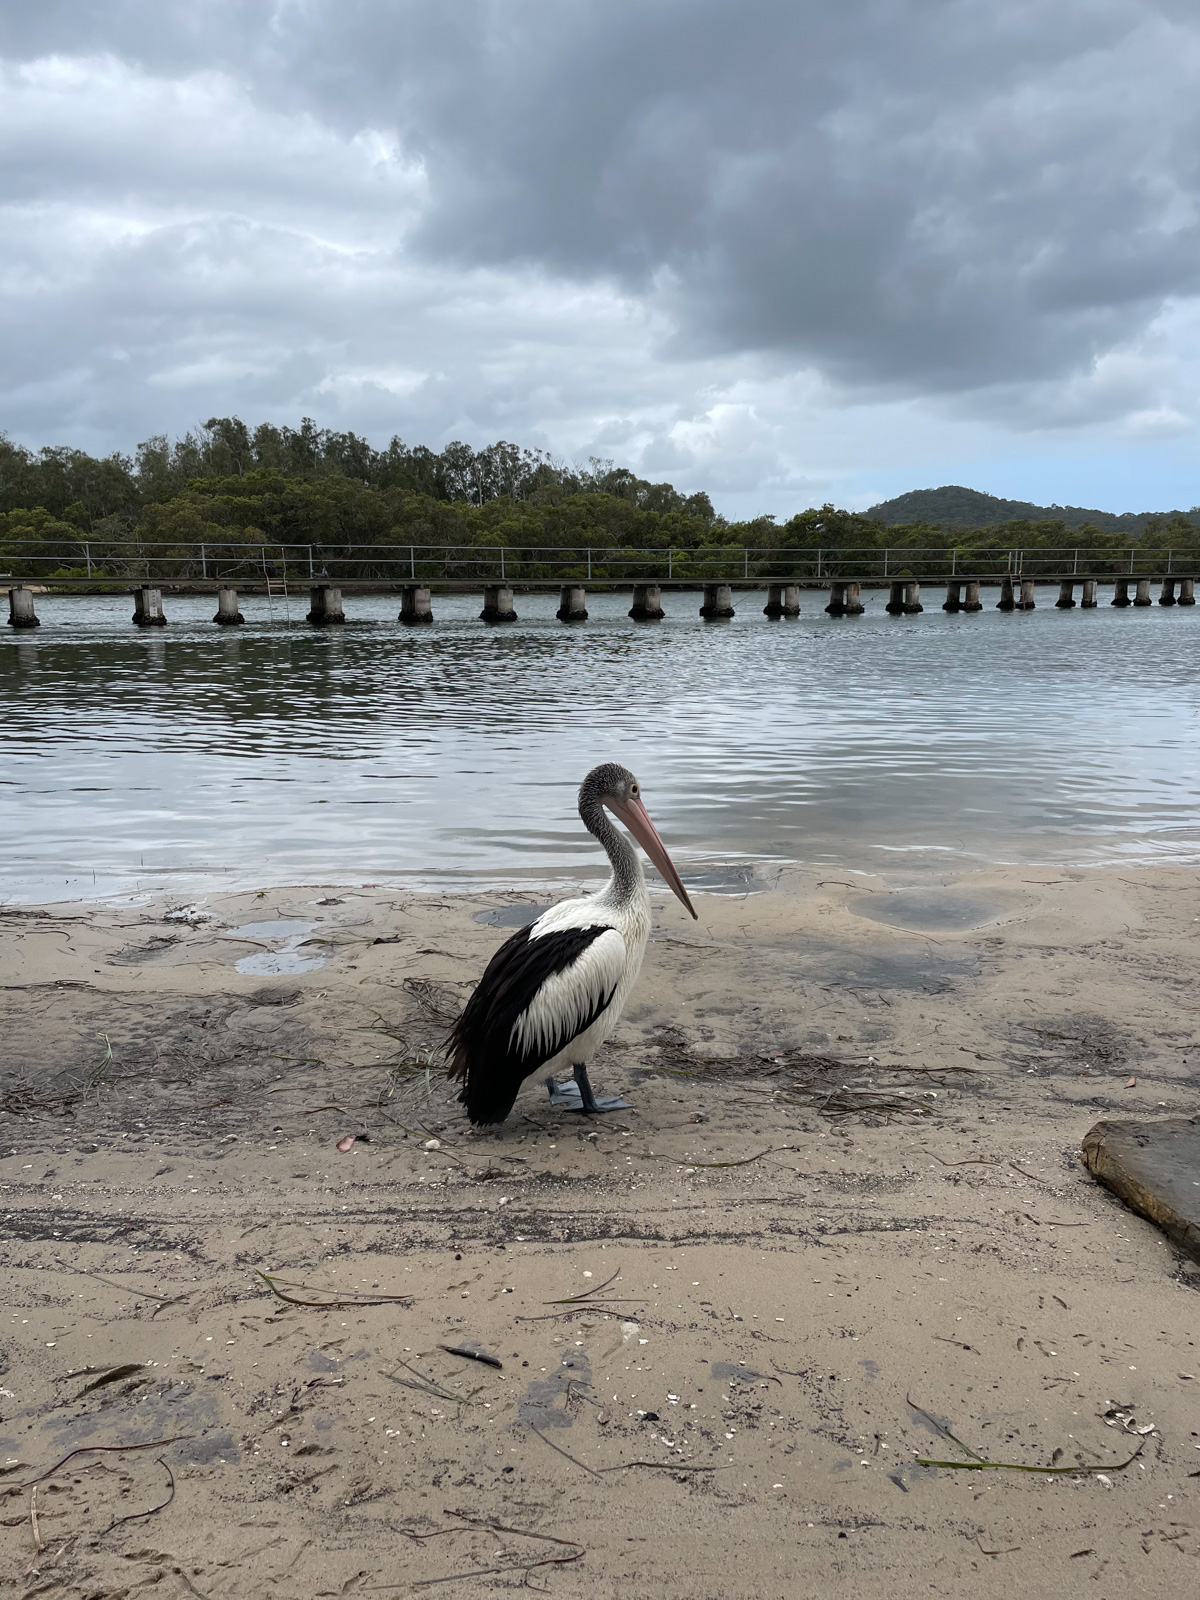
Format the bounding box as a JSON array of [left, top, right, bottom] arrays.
[[544, 1065, 632, 1113], [545, 1075, 583, 1107]]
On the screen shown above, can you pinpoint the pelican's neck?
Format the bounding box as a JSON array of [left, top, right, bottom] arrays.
[[580, 791, 644, 909]]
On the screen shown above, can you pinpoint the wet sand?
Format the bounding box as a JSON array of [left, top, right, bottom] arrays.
[[2, 865, 1198, 1598]]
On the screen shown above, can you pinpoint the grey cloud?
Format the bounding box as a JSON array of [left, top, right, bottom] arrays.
[[250, 0, 1200, 392], [6, 3, 1199, 398], [0, 0, 1198, 509]]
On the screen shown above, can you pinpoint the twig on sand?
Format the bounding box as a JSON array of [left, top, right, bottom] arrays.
[[403, 1550, 584, 1589], [906, 1393, 986, 1462], [253, 1271, 413, 1310], [596, 1460, 725, 1473], [909, 1394, 1145, 1478], [97, 1456, 175, 1536], [714, 1362, 780, 1385], [516, 1306, 635, 1323], [376, 1108, 472, 1170], [380, 1360, 464, 1405], [527, 1426, 601, 1479], [542, 1268, 643, 1309], [664, 1145, 798, 1169], [29, 1485, 43, 1553], [376, 1516, 592, 1593], [438, 1345, 502, 1369], [15, 1436, 193, 1490], [402, 976, 464, 1023], [52, 1259, 192, 1313], [903, 1062, 984, 1074], [1009, 1162, 1056, 1185], [446, 1511, 583, 1549], [924, 1152, 1001, 1168], [976, 1534, 1021, 1556], [397, 1526, 475, 1545], [74, 1364, 147, 1397], [918, 1446, 1143, 1474]]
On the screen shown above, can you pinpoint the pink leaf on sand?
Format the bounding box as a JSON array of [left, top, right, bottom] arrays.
[[1124, 1078, 1137, 1088], [335, 1135, 356, 1153]]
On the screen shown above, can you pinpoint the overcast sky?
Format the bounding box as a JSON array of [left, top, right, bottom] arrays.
[[2, 1, 1198, 516]]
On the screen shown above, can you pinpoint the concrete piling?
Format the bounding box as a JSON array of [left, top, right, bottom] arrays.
[[1111, 578, 1131, 607], [997, 576, 1015, 611], [886, 580, 922, 614], [943, 581, 962, 613], [1178, 577, 1195, 606], [306, 584, 345, 625], [699, 583, 735, 619], [399, 585, 433, 625], [1016, 578, 1036, 610], [629, 583, 665, 620], [1159, 578, 1177, 607], [1056, 580, 1075, 609], [556, 584, 588, 622], [214, 586, 244, 625], [7, 587, 40, 629], [132, 587, 167, 627], [763, 582, 800, 617], [844, 582, 864, 615], [825, 581, 848, 617], [480, 584, 517, 623], [1134, 577, 1152, 607], [1081, 579, 1098, 607], [963, 580, 982, 612]]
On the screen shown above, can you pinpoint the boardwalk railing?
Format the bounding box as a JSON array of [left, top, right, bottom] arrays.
[[0, 540, 1195, 588]]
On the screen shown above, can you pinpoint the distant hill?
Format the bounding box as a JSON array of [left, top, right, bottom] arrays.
[[866, 485, 1161, 533]]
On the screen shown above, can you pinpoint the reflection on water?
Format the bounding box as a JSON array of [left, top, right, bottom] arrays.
[[2, 589, 1199, 901]]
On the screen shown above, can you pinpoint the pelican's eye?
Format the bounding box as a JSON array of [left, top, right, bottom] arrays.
[[629, 782, 639, 797]]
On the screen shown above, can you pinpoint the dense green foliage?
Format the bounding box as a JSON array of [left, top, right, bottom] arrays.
[[2, 418, 1199, 585]]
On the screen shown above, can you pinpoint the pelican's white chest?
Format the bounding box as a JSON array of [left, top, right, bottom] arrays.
[[612, 893, 651, 997], [529, 879, 652, 1069]]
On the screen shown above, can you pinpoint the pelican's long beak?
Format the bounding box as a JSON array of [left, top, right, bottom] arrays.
[[606, 795, 698, 920]]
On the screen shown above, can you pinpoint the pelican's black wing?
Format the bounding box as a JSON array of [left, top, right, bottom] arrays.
[[448, 921, 625, 1125]]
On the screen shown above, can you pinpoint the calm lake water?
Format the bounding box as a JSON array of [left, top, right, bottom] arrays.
[[3, 588, 1198, 902]]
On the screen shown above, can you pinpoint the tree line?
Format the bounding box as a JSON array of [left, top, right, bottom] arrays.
[[2, 417, 1198, 583]]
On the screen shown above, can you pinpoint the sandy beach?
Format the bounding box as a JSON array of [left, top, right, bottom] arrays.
[[2, 864, 1198, 1598]]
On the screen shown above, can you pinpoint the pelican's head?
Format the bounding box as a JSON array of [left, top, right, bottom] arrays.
[[580, 763, 697, 920]]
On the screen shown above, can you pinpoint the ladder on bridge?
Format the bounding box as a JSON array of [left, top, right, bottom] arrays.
[[263, 552, 291, 625]]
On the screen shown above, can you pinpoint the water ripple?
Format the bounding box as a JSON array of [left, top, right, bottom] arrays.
[[2, 589, 1198, 899]]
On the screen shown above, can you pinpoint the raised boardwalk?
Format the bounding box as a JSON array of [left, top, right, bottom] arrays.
[[4, 539, 1196, 626]]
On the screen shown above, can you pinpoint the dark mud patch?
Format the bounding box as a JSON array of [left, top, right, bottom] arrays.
[[516, 1349, 593, 1429], [849, 890, 1007, 932], [0, 986, 320, 1131], [474, 904, 552, 928], [107, 934, 181, 965], [1008, 1012, 1135, 1075], [803, 939, 978, 993]]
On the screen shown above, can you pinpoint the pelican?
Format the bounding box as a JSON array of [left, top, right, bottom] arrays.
[[448, 763, 697, 1125]]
